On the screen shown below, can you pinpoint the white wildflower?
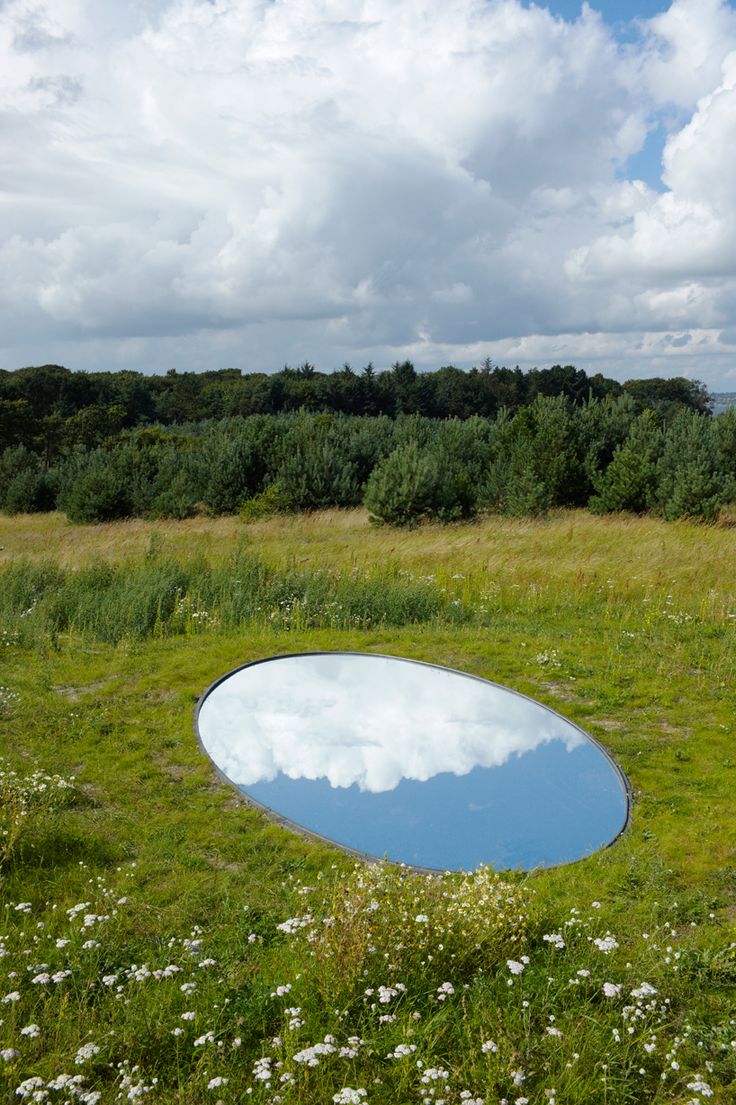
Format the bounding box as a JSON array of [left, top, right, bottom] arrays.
[[74, 1042, 100, 1064], [387, 1044, 416, 1059], [631, 982, 657, 1000], [593, 935, 619, 954]]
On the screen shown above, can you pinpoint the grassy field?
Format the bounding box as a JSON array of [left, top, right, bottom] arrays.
[[1, 509, 735, 1104]]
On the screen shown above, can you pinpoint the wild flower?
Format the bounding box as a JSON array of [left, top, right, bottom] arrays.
[[436, 981, 455, 1000], [333, 1089, 367, 1104], [542, 933, 565, 950], [387, 1044, 417, 1059], [686, 1076, 714, 1096], [507, 959, 525, 975], [377, 984, 402, 1003], [74, 1042, 100, 1064], [253, 1057, 272, 1081], [292, 1039, 337, 1065], [15, 1076, 46, 1098], [631, 982, 657, 1000], [194, 1031, 216, 1046], [481, 1039, 498, 1054], [207, 1076, 228, 1089], [420, 1067, 450, 1085], [603, 982, 622, 997], [593, 935, 619, 954]]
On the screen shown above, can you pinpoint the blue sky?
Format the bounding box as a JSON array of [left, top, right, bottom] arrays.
[[2, 0, 736, 386], [545, 1, 670, 24]]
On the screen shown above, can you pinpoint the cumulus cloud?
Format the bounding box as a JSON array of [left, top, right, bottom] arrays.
[[197, 653, 585, 793], [1, 0, 736, 382]]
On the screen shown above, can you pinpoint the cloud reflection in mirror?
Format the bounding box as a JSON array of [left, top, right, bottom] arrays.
[[197, 653, 586, 793]]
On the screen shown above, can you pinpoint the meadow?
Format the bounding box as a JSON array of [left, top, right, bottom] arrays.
[[1, 509, 734, 1104]]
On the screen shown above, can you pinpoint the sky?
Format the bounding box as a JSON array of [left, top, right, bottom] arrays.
[[1, 0, 736, 386]]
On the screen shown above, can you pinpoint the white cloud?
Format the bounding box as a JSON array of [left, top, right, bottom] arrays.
[[641, 0, 736, 108], [197, 654, 585, 792], [1, 0, 736, 383]]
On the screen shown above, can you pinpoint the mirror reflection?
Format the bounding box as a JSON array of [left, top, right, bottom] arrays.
[[196, 652, 629, 871]]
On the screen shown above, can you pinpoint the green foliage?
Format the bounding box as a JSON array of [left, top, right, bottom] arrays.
[[200, 429, 266, 515], [623, 375, 712, 418], [240, 482, 293, 521], [58, 451, 133, 523], [589, 410, 664, 514], [481, 398, 584, 516], [657, 410, 734, 521], [363, 439, 471, 525], [279, 862, 528, 1010], [149, 450, 205, 519], [1, 389, 734, 528], [273, 415, 362, 510], [0, 446, 55, 514], [578, 393, 637, 490], [0, 552, 466, 644], [0, 758, 77, 865]]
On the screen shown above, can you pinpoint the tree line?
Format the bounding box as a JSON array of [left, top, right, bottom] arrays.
[[2, 395, 734, 525], [0, 361, 712, 459]]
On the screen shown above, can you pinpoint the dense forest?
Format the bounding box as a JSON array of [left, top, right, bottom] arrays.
[[1, 362, 732, 525]]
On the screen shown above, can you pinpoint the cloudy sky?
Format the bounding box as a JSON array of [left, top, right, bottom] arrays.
[[2, 0, 736, 385]]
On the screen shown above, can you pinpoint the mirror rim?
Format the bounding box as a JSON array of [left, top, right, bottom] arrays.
[[194, 650, 632, 872]]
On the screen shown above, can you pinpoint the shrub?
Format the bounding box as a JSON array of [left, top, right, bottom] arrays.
[[657, 411, 733, 521], [58, 452, 133, 523], [276, 416, 362, 509], [240, 482, 294, 521], [589, 410, 664, 514], [0, 446, 56, 513], [364, 440, 461, 525], [277, 862, 529, 1008], [200, 431, 264, 515]]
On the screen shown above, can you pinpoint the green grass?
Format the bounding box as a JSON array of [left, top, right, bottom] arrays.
[[1, 510, 735, 1103]]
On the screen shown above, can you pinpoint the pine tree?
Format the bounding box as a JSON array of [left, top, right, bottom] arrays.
[[589, 410, 664, 514]]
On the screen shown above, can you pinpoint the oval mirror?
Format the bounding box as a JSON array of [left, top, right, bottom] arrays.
[[196, 652, 629, 871]]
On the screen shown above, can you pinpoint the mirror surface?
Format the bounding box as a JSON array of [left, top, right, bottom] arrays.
[[196, 653, 629, 870]]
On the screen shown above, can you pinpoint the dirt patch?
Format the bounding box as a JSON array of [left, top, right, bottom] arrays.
[[538, 680, 580, 702], [52, 679, 116, 701]]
